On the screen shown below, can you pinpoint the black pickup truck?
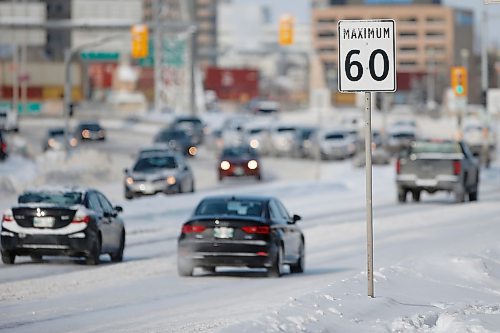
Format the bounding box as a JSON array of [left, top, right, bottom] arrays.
[[396, 140, 480, 203]]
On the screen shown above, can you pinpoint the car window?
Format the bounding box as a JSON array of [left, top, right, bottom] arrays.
[[195, 199, 263, 217], [276, 200, 291, 221], [18, 191, 82, 206], [133, 156, 177, 171], [268, 200, 284, 223], [97, 192, 114, 215], [87, 192, 103, 212]]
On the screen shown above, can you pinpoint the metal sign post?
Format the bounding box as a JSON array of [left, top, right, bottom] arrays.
[[338, 19, 396, 298]]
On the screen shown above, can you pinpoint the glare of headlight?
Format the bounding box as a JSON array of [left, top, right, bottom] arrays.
[[250, 139, 259, 149], [48, 138, 56, 147], [167, 176, 176, 185], [220, 161, 231, 170], [188, 146, 198, 156], [98, 130, 105, 137], [126, 177, 134, 185], [70, 138, 78, 147], [82, 130, 90, 138], [247, 160, 258, 170]]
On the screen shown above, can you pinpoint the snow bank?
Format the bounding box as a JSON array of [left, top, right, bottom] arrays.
[[222, 248, 500, 333]]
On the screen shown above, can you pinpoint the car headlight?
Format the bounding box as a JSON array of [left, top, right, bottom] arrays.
[[82, 130, 90, 138], [188, 146, 198, 156], [48, 138, 56, 147], [166, 176, 176, 185], [126, 177, 134, 185], [250, 139, 259, 149], [220, 161, 231, 170], [70, 138, 78, 147], [248, 160, 258, 170]]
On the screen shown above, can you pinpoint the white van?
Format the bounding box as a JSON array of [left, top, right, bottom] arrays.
[[0, 106, 19, 132]]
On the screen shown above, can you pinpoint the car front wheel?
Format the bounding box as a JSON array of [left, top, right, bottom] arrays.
[[86, 236, 101, 265], [110, 231, 125, 262], [177, 258, 194, 277], [290, 242, 305, 274]]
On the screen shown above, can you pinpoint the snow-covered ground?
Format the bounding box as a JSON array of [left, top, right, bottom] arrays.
[[1, 110, 499, 332]]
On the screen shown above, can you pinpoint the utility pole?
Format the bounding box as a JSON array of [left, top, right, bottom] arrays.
[[154, 0, 162, 113], [189, 0, 197, 115], [481, 6, 488, 107]]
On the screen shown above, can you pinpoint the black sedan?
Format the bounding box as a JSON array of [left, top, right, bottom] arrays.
[[1, 187, 125, 265], [75, 121, 106, 141], [177, 195, 304, 277]]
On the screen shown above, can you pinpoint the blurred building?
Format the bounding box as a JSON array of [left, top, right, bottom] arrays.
[[311, 1, 476, 106], [194, 0, 218, 68]]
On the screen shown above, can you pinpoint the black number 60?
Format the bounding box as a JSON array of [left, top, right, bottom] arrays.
[[345, 49, 389, 82]]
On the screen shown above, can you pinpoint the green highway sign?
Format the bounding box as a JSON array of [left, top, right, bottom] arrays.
[[80, 51, 120, 61]]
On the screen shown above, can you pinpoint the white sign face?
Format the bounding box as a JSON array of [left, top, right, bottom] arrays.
[[338, 19, 396, 92]]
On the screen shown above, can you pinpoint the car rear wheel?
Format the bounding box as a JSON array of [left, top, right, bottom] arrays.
[[468, 190, 478, 201], [177, 258, 194, 277], [290, 242, 305, 274], [454, 188, 465, 203], [110, 231, 125, 262], [190, 180, 195, 192], [267, 246, 283, 278], [398, 189, 407, 203], [412, 190, 421, 202], [30, 254, 43, 263], [1, 250, 15, 264], [86, 236, 101, 265]]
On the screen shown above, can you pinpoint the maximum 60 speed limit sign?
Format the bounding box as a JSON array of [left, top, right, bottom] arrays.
[[338, 19, 396, 92]]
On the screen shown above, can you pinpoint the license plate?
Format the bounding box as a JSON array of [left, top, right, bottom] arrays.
[[234, 167, 244, 176], [33, 216, 55, 228], [416, 179, 437, 187], [214, 227, 234, 239], [139, 183, 155, 194]]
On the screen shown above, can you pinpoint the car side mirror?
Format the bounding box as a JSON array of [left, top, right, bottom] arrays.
[[115, 206, 123, 213], [124, 168, 129, 174], [293, 214, 301, 223]]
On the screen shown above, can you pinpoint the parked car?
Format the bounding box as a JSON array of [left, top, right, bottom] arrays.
[[0, 131, 7, 161], [269, 125, 298, 157], [352, 130, 391, 166], [396, 139, 480, 203], [0, 106, 18, 132], [75, 121, 106, 141], [386, 126, 417, 155], [242, 123, 272, 156], [43, 127, 78, 151], [218, 145, 262, 181], [124, 152, 195, 199], [154, 128, 197, 157], [314, 128, 358, 160], [291, 126, 318, 158], [1, 187, 125, 265], [177, 195, 305, 277], [171, 115, 206, 145]]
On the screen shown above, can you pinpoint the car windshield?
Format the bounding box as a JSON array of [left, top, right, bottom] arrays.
[[222, 146, 257, 158], [392, 132, 415, 139], [410, 142, 462, 154], [195, 199, 263, 217], [18, 191, 82, 206], [80, 124, 101, 131], [325, 133, 345, 140], [158, 130, 187, 141], [176, 118, 202, 126], [133, 156, 177, 171], [49, 129, 65, 136]]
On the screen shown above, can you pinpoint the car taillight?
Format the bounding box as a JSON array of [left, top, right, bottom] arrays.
[[2, 209, 13, 223], [182, 225, 206, 233], [241, 225, 270, 234], [1, 143, 6, 152], [72, 214, 91, 224], [453, 160, 461, 175], [396, 159, 401, 174]]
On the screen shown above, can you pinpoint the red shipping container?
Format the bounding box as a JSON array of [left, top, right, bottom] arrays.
[[204, 67, 259, 101], [88, 63, 117, 89]]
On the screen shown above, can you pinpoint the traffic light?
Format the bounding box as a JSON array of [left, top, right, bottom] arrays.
[[131, 24, 149, 59], [279, 15, 294, 46], [451, 66, 467, 97]]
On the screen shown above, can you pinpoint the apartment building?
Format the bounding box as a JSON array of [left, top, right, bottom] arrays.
[[311, 2, 474, 104]]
